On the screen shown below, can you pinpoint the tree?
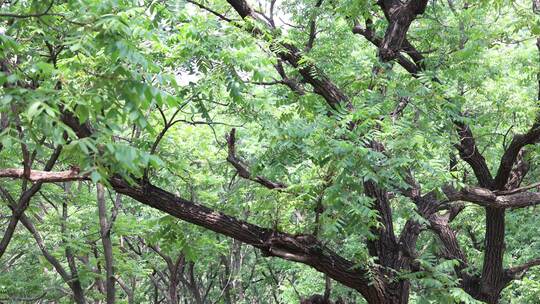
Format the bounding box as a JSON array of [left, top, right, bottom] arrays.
[[1, 0, 540, 303]]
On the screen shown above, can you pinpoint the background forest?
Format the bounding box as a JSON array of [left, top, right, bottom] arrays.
[[2, 0, 540, 303]]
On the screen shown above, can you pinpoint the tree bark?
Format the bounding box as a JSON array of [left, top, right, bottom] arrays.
[[62, 186, 86, 304], [97, 183, 116, 304], [479, 208, 506, 303]]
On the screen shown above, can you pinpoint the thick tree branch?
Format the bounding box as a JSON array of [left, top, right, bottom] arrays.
[[504, 149, 529, 190], [226, 0, 254, 19], [444, 185, 540, 209], [0, 168, 87, 182], [109, 177, 381, 299], [352, 22, 421, 75], [493, 123, 540, 190], [377, 0, 429, 61], [55, 111, 387, 301]]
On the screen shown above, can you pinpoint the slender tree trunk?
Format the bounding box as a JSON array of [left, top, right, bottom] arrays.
[[0, 215, 22, 259], [181, 262, 202, 304], [97, 184, 116, 304], [116, 277, 135, 304], [152, 273, 159, 304], [0, 183, 46, 259], [92, 245, 106, 295], [18, 212, 86, 304], [167, 254, 184, 304], [168, 275, 179, 304], [230, 240, 245, 302], [63, 183, 86, 304], [220, 255, 233, 304]]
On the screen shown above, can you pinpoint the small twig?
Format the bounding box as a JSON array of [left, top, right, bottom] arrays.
[[226, 128, 287, 190], [0, 1, 54, 18], [186, 0, 233, 22]]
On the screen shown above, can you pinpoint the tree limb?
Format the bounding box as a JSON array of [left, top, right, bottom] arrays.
[[443, 185, 540, 209], [504, 257, 540, 281], [225, 128, 286, 190], [454, 122, 493, 188], [0, 168, 87, 182], [0, 0, 54, 18]]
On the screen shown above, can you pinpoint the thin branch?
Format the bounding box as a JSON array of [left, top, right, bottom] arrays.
[[495, 181, 540, 196], [186, 0, 233, 22], [305, 0, 324, 52], [226, 128, 287, 190], [505, 257, 540, 280], [0, 0, 54, 18]]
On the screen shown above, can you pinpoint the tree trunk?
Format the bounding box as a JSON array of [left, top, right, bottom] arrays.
[[63, 184, 86, 304], [186, 262, 203, 304], [168, 277, 178, 304], [97, 183, 116, 304], [479, 208, 506, 304]]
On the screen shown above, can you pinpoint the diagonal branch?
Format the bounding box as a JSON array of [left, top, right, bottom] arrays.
[[352, 22, 421, 75], [226, 128, 286, 190], [0, 144, 63, 260], [109, 176, 378, 298], [222, 0, 349, 110], [504, 257, 540, 281], [504, 149, 529, 190], [56, 111, 383, 300], [454, 122, 493, 188], [186, 0, 233, 22]]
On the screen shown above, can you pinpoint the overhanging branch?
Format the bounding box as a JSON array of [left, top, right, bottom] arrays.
[[0, 168, 87, 182], [444, 185, 540, 209], [54, 110, 380, 299]]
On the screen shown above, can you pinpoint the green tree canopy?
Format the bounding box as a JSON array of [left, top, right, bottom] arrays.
[[2, 0, 540, 303]]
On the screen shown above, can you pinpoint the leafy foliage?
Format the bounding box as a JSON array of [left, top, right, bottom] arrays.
[[1, 0, 540, 303]]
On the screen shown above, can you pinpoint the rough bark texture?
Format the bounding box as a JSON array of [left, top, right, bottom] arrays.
[[108, 177, 386, 301], [377, 0, 428, 61]]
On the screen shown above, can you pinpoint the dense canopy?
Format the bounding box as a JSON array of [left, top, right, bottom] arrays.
[[2, 0, 540, 303]]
